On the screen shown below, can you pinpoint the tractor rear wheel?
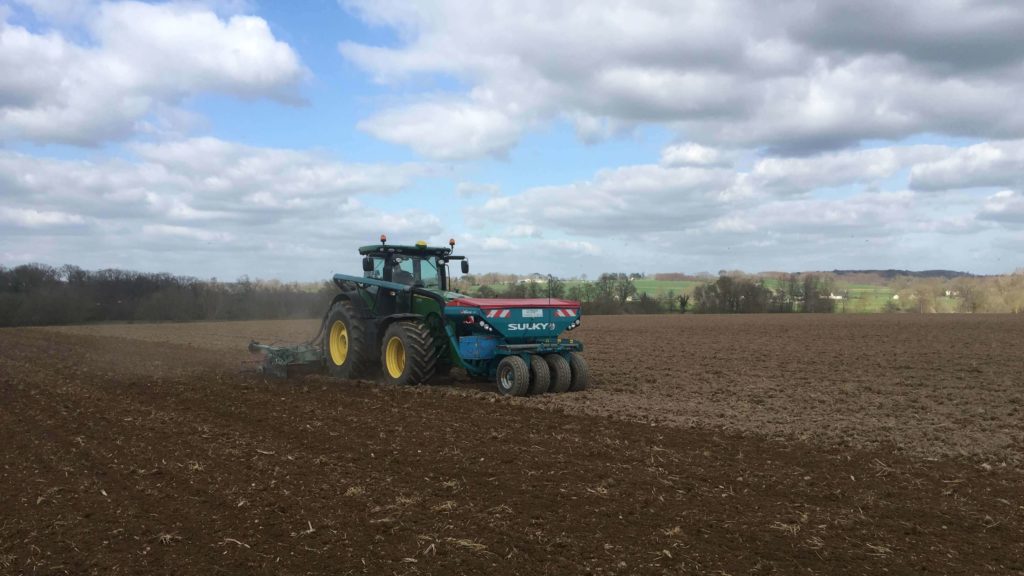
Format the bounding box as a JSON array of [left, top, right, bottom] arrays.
[[528, 354, 550, 395], [568, 352, 590, 391], [380, 320, 437, 386], [496, 355, 530, 397], [544, 354, 571, 393], [323, 300, 371, 379]]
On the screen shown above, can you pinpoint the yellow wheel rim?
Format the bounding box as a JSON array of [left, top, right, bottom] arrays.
[[329, 321, 349, 366], [385, 336, 406, 378]]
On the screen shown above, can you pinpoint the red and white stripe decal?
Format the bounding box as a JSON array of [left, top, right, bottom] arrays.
[[486, 309, 512, 318], [554, 309, 578, 317]]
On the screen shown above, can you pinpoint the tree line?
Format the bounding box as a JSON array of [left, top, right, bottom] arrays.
[[691, 273, 836, 313], [0, 263, 334, 326], [467, 273, 685, 315], [885, 273, 1024, 313], [4, 263, 1021, 326], [465, 270, 1024, 315], [465, 271, 840, 314], [465, 271, 844, 314]]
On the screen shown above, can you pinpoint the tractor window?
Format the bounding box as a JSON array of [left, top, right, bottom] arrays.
[[392, 256, 440, 288], [364, 257, 386, 279], [419, 258, 441, 288]]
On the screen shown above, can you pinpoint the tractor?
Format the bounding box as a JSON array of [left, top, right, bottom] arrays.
[[248, 236, 588, 396]]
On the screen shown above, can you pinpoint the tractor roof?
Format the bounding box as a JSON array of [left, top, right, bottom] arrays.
[[358, 243, 454, 258]]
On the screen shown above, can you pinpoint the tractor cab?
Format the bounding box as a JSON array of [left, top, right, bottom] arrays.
[[358, 236, 468, 293], [362, 253, 439, 288]]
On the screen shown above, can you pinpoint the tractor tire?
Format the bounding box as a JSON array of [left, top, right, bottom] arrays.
[[496, 355, 530, 397], [544, 354, 572, 394], [528, 354, 550, 395], [568, 352, 590, 392], [323, 300, 371, 380], [380, 320, 437, 386]]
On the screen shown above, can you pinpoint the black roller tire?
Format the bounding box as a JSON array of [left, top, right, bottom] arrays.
[[528, 354, 550, 395], [568, 352, 590, 392], [380, 320, 437, 386], [545, 354, 571, 393], [322, 300, 371, 379], [496, 356, 530, 397]]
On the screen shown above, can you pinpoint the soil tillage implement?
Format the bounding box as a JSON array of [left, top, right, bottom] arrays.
[[248, 236, 589, 395]]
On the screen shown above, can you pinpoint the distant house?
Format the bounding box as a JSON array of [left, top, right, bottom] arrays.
[[518, 274, 546, 284], [828, 292, 844, 300]]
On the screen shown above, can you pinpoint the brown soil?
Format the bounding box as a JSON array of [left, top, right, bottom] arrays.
[[3, 315, 1022, 575], [48, 314, 1024, 462], [547, 314, 1024, 463]]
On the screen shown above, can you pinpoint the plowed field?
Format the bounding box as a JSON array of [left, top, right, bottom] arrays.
[[2, 315, 1023, 575]]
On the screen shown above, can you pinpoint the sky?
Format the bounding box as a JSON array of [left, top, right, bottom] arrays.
[[2, 0, 1024, 281]]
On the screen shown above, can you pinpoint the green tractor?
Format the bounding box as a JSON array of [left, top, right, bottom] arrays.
[[249, 236, 588, 396]]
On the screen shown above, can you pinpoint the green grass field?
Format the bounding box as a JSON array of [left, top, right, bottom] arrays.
[[836, 284, 895, 313], [630, 279, 701, 297]]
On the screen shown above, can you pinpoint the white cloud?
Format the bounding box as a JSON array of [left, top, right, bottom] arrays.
[[452, 235, 601, 275], [0, 206, 86, 228], [455, 139, 1024, 274], [358, 99, 522, 160], [749, 145, 948, 195], [789, 1, 1024, 73], [539, 239, 602, 257], [0, 139, 436, 278], [480, 237, 514, 251], [469, 143, 991, 240], [979, 190, 1024, 224], [142, 223, 234, 244], [340, 0, 1024, 159], [507, 224, 541, 238], [0, 1, 305, 145], [910, 140, 1024, 192], [710, 191, 919, 235], [474, 164, 737, 235], [660, 143, 734, 168], [132, 138, 423, 201], [567, 112, 629, 144], [0, 138, 427, 223], [4, 136, 1020, 276]]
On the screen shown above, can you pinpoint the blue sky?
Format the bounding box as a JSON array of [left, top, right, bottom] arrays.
[[2, 0, 1023, 281]]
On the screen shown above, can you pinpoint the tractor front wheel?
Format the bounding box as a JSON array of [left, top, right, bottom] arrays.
[[496, 355, 530, 396], [323, 300, 371, 379], [380, 321, 437, 386]]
